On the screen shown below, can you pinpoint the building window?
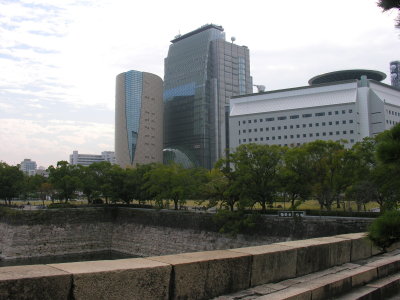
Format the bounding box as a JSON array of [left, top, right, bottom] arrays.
[[316, 133, 320, 137], [315, 112, 325, 117], [254, 119, 257, 123], [238, 121, 240, 126], [290, 115, 299, 119], [349, 120, 353, 123], [260, 128, 263, 132], [350, 130, 354, 134], [350, 139, 354, 143], [342, 110, 346, 114], [303, 134, 306, 138], [309, 123, 312, 127], [239, 139, 241, 144], [260, 119, 263, 122], [266, 117, 274, 122], [316, 123, 319, 126], [239, 130, 241, 135], [272, 136, 275, 140], [266, 137, 270, 140], [278, 116, 287, 120], [336, 131, 340, 135], [284, 135, 287, 139], [248, 120, 252, 123], [310, 133, 313, 137], [297, 134, 300, 138], [272, 127, 275, 131], [343, 131, 347, 134], [243, 120, 246, 124], [329, 122, 332, 125], [243, 139, 246, 142], [322, 122, 326, 126], [249, 138, 252, 142], [255, 138, 258, 141], [260, 137, 264, 141], [284, 126, 287, 129], [329, 132, 333, 135], [336, 121, 339, 125], [328, 112, 332, 115], [243, 129, 246, 133], [302, 113, 312, 118], [323, 132, 326, 136], [349, 109, 353, 113], [290, 125, 294, 129], [296, 125, 300, 128], [303, 124, 306, 128], [290, 135, 294, 138], [342, 120, 346, 124], [266, 127, 269, 131], [249, 129, 252, 133], [335, 111, 339, 115], [278, 136, 281, 140]]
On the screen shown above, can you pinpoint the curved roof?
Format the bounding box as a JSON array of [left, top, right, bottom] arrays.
[[309, 69, 386, 85]]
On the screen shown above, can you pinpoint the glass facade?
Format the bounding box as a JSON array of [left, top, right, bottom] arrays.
[[164, 24, 252, 169], [124, 71, 143, 164]]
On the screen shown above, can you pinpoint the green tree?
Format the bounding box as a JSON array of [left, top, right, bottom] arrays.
[[306, 140, 350, 210], [0, 162, 25, 205], [48, 161, 81, 202], [144, 163, 195, 210], [230, 144, 283, 212], [280, 146, 313, 209], [377, 0, 400, 28]]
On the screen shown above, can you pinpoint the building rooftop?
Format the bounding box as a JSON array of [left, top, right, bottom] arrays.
[[170, 24, 224, 43], [308, 69, 386, 85]]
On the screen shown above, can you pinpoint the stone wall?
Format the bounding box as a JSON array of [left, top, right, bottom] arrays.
[[0, 233, 382, 300], [0, 207, 373, 261]]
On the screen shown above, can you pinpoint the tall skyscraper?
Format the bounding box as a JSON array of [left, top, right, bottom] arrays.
[[115, 70, 163, 168], [390, 61, 400, 89], [163, 24, 252, 169]]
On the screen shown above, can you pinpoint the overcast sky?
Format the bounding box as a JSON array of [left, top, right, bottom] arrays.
[[0, 0, 399, 168]]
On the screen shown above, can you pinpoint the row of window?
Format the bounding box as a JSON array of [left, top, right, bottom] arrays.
[[387, 120, 399, 125], [386, 109, 400, 116], [239, 120, 355, 134], [239, 109, 353, 125], [239, 131, 355, 144]]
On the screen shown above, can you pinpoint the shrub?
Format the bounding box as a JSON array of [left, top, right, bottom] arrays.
[[368, 210, 400, 250], [47, 202, 77, 209], [213, 209, 260, 236]]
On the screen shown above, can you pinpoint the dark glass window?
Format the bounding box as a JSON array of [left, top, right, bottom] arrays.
[[302, 113, 312, 118], [290, 115, 299, 119]]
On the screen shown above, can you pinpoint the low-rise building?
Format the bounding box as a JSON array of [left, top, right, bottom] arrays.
[[69, 150, 116, 166], [229, 70, 400, 150]]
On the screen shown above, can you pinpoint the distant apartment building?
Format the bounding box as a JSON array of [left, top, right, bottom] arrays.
[[229, 70, 400, 150], [69, 150, 116, 166], [390, 61, 400, 89], [115, 70, 163, 168], [19, 159, 37, 176]]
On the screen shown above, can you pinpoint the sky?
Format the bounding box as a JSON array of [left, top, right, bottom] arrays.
[[0, 0, 399, 168]]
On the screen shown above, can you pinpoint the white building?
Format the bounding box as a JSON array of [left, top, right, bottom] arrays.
[[69, 150, 116, 166], [229, 70, 400, 150], [19, 159, 37, 176]]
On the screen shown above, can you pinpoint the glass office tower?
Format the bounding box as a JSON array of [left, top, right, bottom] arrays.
[[163, 24, 252, 169]]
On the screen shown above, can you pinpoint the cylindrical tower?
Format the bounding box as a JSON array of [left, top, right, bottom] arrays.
[[115, 70, 163, 168]]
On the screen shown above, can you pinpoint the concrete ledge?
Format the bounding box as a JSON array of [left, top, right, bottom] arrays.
[[336, 233, 374, 261], [1, 232, 395, 300], [229, 244, 297, 286], [49, 258, 171, 300], [148, 250, 251, 300], [0, 265, 72, 300]]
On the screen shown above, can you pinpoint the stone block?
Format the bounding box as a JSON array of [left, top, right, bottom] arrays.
[[367, 273, 400, 298], [229, 244, 297, 286], [256, 286, 312, 300], [336, 233, 372, 261], [49, 258, 171, 300], [314, 236, 352, 266], [347, 266, 377, 287], [307, 273, 352, 300], [148, 250, 251, 300], [367, 256, 400, 278], [277, 239, 331, 276], [0, 264, 71, 300]]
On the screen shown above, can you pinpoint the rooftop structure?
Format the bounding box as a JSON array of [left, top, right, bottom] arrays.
[[308, 69, 386, 85]]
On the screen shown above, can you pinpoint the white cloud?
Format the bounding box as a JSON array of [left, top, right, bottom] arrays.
[[0, 119, 113, 167]]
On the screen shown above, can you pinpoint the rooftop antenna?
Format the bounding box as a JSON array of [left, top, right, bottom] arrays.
[[253, 84, 266, 93]]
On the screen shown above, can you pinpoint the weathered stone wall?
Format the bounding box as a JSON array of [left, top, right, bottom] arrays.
[[0, 207, 373, 261], [0, 233, 385, 300]]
